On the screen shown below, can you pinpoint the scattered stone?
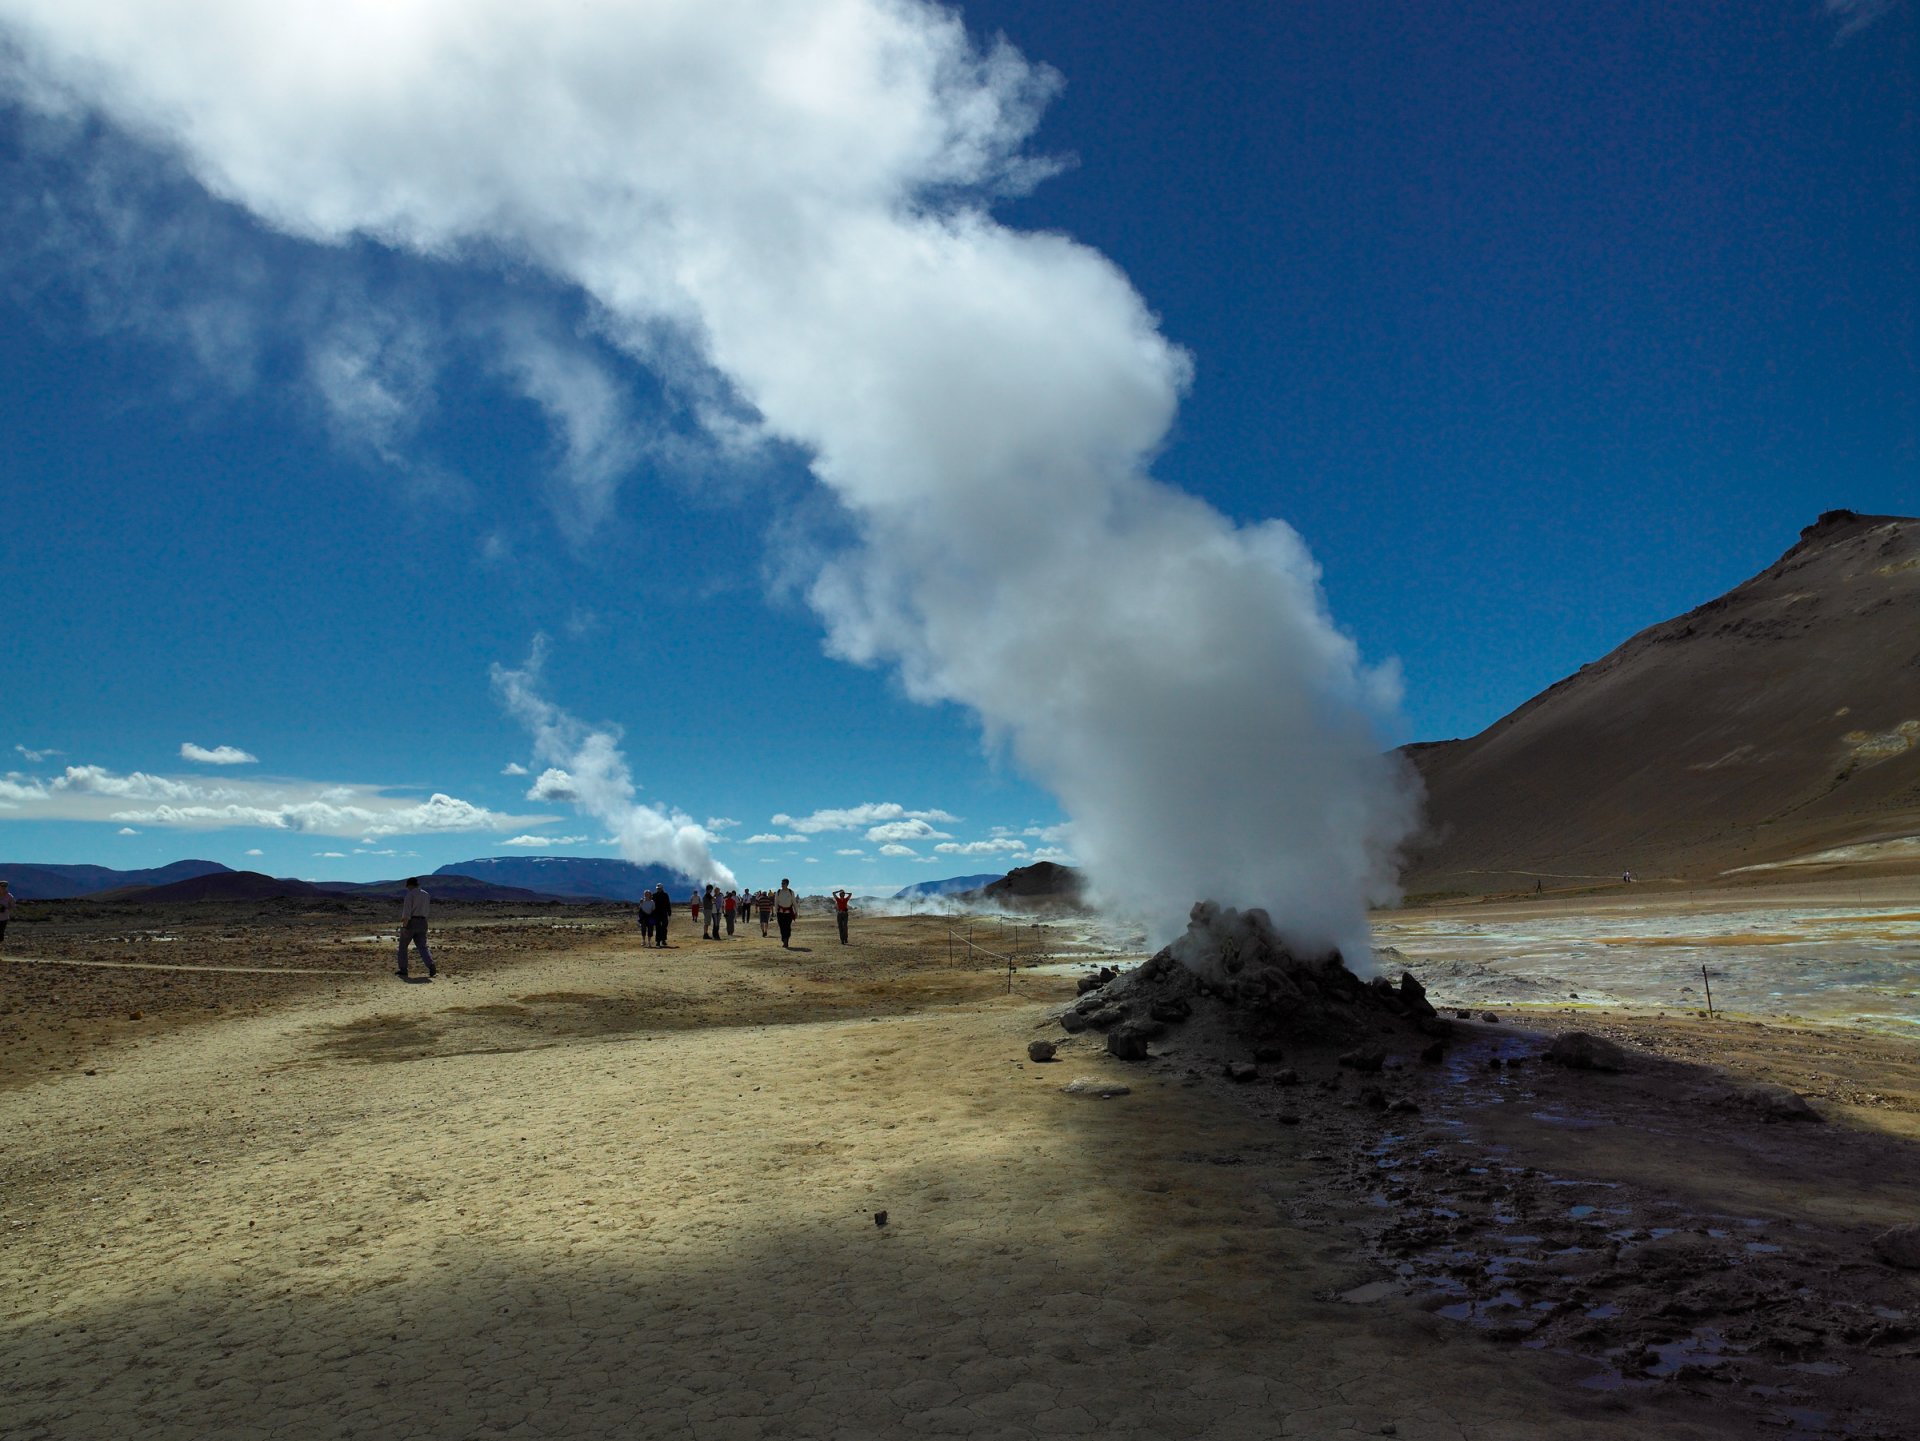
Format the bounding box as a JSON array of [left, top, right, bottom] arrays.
[[1388, 1097, 1420, 1115], [1419, 1041, 1446, 1065], [1871, 1224, 1920, 1270], [1087, 1005, 1128, 1031], [128, 1011, 144, 1022], [1455, 1008, 1473, 1020], [1076, 974, 1103, 996], [1224, 1061, 1259, 1083], [1107, 1025, 1152, 1061], [1482, 1012, 1500, 1023], [1061, 1077, 1131, 1099], [1150, 998, 1192, 1025], [1273, 1068, 1301, 1087], [873, 1211, 888, 1227], [1486, 1056, 1503, 1070], [1338, 1050, 1385, 1073], [1358, 1086, 1388, 1111], [1027, 1040, 1057, 1063], [1730, 1083, 1821, 1123], [1058, 1009, 1089, 1034], [1545, 1032, 1630, 1073], [1339, 1280, 1396, 1304], [1397, 972, 1436, 1019]]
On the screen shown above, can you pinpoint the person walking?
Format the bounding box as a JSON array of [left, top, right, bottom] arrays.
[[757, 888, 772, 937], [723, 889, 737, 937], [0, 879, 13, 956], [638, 888, 656, 945], [397, 877, 435, 980], [774, 878, 798, 949], [831, 888, 852, 945], [653, 884, 672, 947], [689, 887, 704, 938]]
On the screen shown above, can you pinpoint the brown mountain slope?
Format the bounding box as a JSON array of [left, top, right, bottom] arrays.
[[1403, 510, 1920, 891]]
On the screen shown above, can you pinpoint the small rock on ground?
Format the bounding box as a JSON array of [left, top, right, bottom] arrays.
[[1061, 1077, 1131, 1099]]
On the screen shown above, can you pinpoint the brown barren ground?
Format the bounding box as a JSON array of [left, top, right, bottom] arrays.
[[1, 895, 1915, 1439]]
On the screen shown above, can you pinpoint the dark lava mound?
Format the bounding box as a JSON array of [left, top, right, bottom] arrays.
[[1059, 902, 1442, 1058]]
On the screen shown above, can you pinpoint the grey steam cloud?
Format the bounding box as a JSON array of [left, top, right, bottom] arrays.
[[0, 0, 1419, 959]]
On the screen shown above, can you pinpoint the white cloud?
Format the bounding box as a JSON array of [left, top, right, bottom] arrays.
[[933, 838, 1028, 856], [835, 848, 864, 856], [524, 767, 578, 802], [244, 848, 263, 856], [1029, 846, 1071, 862], [744, 833, 808, 845], [0, 761, 540, 838], [771, 803, 961, 835], [501, 762, 529, 776], [866, 818, 953, 843], [705, 817, 739, 831], [14, 744, 61, 763], [1827, 0, 1897, 41], [491, 642, 733, 885], [500, 833, 587, 847], [116, 826, 139, 835], [313, 851, 347, 859], [180, 742, 258, 765], [877, 843, 919, 858]]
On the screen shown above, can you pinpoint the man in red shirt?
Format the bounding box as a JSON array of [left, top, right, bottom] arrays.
[[831, 889, 852, 945]]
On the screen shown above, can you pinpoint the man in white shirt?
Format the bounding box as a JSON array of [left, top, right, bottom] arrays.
[[774, 878, 798, 949], [397, 877, 435, 980]]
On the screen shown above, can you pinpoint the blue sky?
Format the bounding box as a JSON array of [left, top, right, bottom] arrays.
[[0, 0, 1912, 892]]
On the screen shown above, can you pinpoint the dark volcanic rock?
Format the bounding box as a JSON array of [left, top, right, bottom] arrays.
[[1087, 1005, 1129, 1031], [1397, 972, 1436, 1019], [1224, 1061, 1259, 1083], [1729, 1082, 1821, 1123], [1027, 1040, 1057, 1063], [1107, 1024, 1153, 1061], [1545, 1032, 1630, 1072], [1058, 1009, 1089, 1034], [1871, 1224, 1920, 1270], [1338, 1050, 1386, 1074]]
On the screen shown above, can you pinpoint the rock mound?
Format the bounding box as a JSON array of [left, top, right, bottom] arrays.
[[1059, 903, 1445, 1057]]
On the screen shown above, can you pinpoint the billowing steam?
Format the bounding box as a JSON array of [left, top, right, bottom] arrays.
[[492, 644, 734, 885], [0, 0, 1418, 958]]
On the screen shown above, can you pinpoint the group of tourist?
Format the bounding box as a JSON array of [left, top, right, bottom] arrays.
[[633, 881, 856, 949]]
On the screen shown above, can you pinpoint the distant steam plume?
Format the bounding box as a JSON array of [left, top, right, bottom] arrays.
[[0, 0, 1418, 957], [492, 645, 732, 885]]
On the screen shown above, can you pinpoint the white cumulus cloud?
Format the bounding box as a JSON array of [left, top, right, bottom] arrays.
[[933, 838, 1028, 856], [500, 833, 587, 847], [771, 803, 961, 835], [500, 762, 529, 776], [877, 843, 919, 858], [180, 742, 258, 765]]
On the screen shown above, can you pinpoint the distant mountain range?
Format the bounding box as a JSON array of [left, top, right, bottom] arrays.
[[1, 858, 578, 904], [432, 856, 699, 903], [1403, 510, 1920, 892], [0, 859, 230, 900], [892, 872, 1005, 899]]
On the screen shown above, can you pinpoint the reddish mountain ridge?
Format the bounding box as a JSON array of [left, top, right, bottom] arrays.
[[1403, 511, 1920, 891]]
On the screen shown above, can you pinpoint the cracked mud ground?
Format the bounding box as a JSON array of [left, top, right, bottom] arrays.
[[2, 907, 1911, 1439]]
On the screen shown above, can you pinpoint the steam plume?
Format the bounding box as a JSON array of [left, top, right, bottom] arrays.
[[0, 0, 1418, 957], [492, 645, 733, 885]]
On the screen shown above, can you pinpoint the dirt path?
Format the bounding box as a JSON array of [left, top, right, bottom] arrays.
[[1, 923, 1759, 1441]]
